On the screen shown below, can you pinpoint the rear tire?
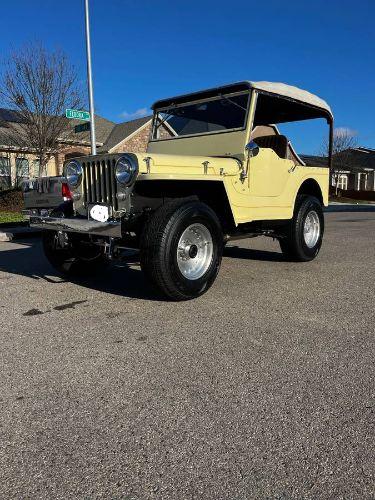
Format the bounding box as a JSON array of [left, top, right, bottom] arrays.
[[279, 195, 324, 262], [140, 200, 223, 301], [42, 230, 108, 276]]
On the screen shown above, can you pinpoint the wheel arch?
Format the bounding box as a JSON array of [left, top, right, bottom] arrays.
[[133, 179, 236, 233], [294, 178, 324, 206]]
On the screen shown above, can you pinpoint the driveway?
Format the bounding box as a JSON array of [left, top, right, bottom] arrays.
[[0, 212, 374, 499]]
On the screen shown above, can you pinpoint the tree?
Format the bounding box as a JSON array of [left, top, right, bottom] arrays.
[[0, 43, 83, 178], [321, 128, 358, 194]]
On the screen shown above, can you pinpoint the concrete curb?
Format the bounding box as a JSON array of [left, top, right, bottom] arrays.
[[326, 204, 375, 213], [0, 227, 42, 242]]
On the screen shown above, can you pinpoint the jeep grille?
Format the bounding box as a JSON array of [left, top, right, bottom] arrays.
[[82, 159, 118, 210]]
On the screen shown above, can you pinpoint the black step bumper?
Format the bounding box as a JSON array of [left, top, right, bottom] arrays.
[[29, 215, 122, 237]]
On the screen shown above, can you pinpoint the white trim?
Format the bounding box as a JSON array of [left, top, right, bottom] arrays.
[[337, 174, 348, 191], [108, 119, 152, 153], [355, 147, 375, 153], [0, 138, 103, 152]]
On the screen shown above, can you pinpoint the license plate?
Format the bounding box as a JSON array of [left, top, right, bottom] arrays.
[[89, 204, 110, 223]]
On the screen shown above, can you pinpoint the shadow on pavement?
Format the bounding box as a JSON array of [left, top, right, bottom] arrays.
[[0, 238, 286, 299], [0, 238, 163, 302], [224, 245, 284, 262]]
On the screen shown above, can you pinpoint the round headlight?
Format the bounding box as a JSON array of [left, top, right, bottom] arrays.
[[64, 160, 82, 187], [115, 156, 138, 186]]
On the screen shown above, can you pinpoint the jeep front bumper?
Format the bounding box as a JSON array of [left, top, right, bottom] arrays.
[[29, 215, 122, 238]]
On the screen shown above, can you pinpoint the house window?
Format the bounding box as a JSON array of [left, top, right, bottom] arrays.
[[337, 174, 348, 191], [33, 159, 49, 177], [16, 158, 29, 178], [0, 156, 11, 177], [0, 156, 11, 190], [32, 159, 41, 177]]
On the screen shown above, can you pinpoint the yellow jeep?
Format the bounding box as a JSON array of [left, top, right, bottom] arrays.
[[30, 81, 333, 300]]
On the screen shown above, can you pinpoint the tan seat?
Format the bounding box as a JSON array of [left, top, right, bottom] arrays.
[[253, 135, 289, 159], [253, 134, 305, 166]]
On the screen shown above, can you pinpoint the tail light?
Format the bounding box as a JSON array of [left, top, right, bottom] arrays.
[[62, 182, 72, 201]]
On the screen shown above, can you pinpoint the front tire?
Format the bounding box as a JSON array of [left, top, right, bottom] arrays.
[[279, 195, 324, 262], [140, 200, 223, 301], [42, 230, 108, 276]]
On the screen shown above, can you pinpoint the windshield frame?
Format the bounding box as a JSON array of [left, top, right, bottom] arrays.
[[149, 90, 252, 143]]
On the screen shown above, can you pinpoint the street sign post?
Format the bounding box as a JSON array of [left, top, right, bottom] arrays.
[[66, 109, 90, 121], [74, 122, 91, 133], [84, 0, 97, 155]]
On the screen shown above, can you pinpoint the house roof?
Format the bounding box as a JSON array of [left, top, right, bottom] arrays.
[[0, 108, 24, 124], [301, 148, 375, 172], [69, 115, 115, 145], [0, 107, 152, 153], [300, 155, 329, 168], [99, 115, 152, 152], [334, 148, 375, 171], [0, 108, 115, 147]]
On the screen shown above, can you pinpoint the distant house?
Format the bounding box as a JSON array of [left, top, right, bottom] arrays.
[[98, 115, 152, 154], [0, 110, 153, 190], [0, 108, 114, 189], [333, 147, 375, 191], [301, 148, 375, 193]]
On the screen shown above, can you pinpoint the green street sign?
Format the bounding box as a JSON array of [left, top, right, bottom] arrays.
[[74, 122, 91, 133], [66, 109, 90, 121]]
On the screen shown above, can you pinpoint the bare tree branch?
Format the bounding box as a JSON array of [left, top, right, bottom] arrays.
[[321, 128, 358, 194], [0, 43, 84, 178]]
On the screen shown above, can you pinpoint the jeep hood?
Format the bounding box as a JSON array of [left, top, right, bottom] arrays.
[[133, 152, 240, 178]]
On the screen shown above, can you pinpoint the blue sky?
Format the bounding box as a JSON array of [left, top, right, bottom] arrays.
[[1, 0, 374, 153]]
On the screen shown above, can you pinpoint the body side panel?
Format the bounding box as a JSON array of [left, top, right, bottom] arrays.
[[132, 153, 328, 225]]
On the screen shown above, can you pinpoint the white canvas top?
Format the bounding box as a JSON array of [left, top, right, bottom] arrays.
[[152, 80, 333, 118], [249, 81, 332, 117]]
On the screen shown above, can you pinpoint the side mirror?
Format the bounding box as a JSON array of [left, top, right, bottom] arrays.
[[240, 141, 259, 182], [245, 141, 260, 157]]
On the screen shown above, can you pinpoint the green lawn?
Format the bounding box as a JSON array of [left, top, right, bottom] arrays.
[[0, 211, 25, 224]]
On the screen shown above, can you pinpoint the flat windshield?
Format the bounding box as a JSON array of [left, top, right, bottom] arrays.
[[152, 92, 250, 141]]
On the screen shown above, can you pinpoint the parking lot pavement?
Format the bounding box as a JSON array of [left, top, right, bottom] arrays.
[[0, 211, 374, 499]]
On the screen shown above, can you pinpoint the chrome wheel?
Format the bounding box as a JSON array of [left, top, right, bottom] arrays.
[[177, 223, 213, 280], [303, 210, 320, 248]]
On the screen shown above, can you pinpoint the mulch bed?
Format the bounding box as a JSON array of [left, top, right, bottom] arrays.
[[0, 189, 24, 212]]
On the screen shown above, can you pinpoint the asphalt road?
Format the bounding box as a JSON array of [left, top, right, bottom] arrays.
[[0, 211, 374, 500]]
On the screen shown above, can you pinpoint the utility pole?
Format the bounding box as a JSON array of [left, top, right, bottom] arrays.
[[84, 0, 96, 155]]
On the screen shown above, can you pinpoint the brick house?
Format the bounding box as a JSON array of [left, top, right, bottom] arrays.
[[0, 109, 153, 190], [98, 115, 152, 154]]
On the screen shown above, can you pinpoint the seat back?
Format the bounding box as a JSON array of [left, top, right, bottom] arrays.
[[253, 135, 289, 159]]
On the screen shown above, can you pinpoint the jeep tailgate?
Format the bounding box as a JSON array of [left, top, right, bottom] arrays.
[[23, 176, 65, 210]]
